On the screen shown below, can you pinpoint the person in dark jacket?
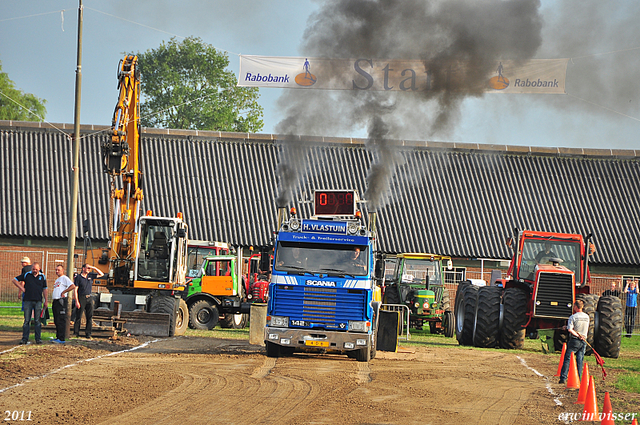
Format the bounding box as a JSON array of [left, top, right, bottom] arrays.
[[12, 262, 47, 344], [73, 264, 103, 339]]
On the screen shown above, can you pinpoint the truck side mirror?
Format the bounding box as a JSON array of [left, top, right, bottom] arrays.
[[260, 250, 271, 272], [374, 259, 384, 280]]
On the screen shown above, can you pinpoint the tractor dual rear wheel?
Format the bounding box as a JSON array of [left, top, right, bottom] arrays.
[[455, 282, 478, 346], [576, 293, 598, 355], [473, 286, 502, 348], [499, 287, 528, 350], [595, 295, 623, 359]]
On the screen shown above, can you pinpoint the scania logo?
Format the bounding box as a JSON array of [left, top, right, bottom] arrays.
[[295, 58, 317, 87], [306, 280, 336, 287]]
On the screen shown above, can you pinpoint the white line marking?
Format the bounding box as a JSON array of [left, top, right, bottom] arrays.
[[516, 355, 564, 407], [0, 338, 163, 394]]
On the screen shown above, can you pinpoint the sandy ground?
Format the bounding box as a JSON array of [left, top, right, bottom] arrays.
[[0, 331, 635, 425]]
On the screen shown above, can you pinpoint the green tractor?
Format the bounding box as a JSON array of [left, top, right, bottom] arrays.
[[383, 253, 455, 337]]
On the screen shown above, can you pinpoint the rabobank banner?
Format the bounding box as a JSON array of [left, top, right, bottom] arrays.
[[238, 55, 568, 94]]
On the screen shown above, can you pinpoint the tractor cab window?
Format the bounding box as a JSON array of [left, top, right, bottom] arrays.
[[188, 246, 228, 277], [204, 259, 232, 277], [520, 239, 581, 282], [401, 259, 442, 288], [137, 222, 175, 281]]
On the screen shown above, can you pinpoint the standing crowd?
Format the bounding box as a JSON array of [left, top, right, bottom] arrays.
[[11, 257, 103, 344]]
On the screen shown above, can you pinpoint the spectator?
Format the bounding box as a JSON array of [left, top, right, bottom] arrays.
[[12, 262, 47, 344], [51, 264, 76, 343], [73, 264, 103, 339], [623, 279, 638, 338], [602, 280, 621, 298]]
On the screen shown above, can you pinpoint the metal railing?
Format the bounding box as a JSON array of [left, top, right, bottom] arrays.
[[380, 303, 411, 340]]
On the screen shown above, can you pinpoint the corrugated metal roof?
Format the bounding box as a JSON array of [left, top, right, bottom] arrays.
[[1, 121, 639, 267]]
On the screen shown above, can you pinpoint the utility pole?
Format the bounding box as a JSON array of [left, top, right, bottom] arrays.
[[65, 0, 83, 341]]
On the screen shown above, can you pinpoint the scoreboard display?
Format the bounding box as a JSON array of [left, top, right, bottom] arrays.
[[314, 190, 356, 216]]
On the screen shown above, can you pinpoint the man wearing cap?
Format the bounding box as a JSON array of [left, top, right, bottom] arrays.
[[17, 256, 32, 302], [12, 262, 48, 344]]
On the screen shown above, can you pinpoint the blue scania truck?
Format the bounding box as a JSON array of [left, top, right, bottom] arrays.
[[264, 190, 382, 362]]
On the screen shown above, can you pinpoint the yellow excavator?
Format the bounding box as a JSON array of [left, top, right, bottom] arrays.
[[92, 55, 189, 337]]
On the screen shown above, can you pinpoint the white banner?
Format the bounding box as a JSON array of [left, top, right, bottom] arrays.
[[238, 55, 568, 94]]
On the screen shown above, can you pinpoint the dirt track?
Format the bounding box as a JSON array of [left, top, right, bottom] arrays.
[[0, 332, 607, 424]]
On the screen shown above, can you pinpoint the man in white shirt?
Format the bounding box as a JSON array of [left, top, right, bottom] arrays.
[[51, 264, 76, 343], [558, 299, 589, 384]]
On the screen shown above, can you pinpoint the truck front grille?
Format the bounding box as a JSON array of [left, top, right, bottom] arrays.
[[533, 272, 574, 319]]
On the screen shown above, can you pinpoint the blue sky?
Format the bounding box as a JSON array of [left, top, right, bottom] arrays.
[[1, 0, 639, 149]]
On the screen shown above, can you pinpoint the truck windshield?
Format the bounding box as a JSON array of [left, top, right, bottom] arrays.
[[400, 259, 442, 286], [519, 239, 582, 282], [274, 242, 369, 276], [137, 223, 174, 281]]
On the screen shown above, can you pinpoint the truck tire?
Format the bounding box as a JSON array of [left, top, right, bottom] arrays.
[[595, 295, 623, 358], [443, 310, 455, 338], [455, 283, 478, 346], [175, 299, 188, 336], [265, 341, 281, 358], [473, 286, 502, 348], [149, 295, 178, 337], [576, 293, 598, 355], [499, 287, 528, 350], [221, 313, 248, 329], [189, 300, 219, 330]]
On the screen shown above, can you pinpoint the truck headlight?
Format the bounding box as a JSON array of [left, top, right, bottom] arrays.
[[347, 223, 359, 235], [349, 321, 370, 332], [289, 219, 301, 231], [270, 316, 289, 327]]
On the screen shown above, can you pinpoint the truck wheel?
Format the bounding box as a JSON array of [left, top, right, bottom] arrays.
[[455, 283, 478, 346], [443, 310, 455, 338], [265, 341, 281, 358], [499, 287, 528, 350], [576, 294, 598, 355], [473, 286, 502, 348], [595, 295, 623, 358], [189, 300, 219, 330], [221, 313, 248, 329], [175, 299, 189, 336], [149, 295, 178, 337]]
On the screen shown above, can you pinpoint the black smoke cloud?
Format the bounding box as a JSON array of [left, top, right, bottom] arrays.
[[275, 0, 543, 210]]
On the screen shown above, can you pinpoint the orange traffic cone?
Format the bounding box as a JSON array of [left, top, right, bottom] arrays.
[[575, 362, 590, 404], [632, 418, 638, 425], [600, 392, 614, 425], [581, 376, 598, 421], [555, 343, 567, 376], [566, 352, 580, 389]]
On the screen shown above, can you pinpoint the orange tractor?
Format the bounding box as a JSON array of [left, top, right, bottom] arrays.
[[455, 229, 623, 358]]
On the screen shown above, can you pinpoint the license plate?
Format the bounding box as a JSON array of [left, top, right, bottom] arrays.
[[305, 340, 329, 347], [291, 320, 310, 327]]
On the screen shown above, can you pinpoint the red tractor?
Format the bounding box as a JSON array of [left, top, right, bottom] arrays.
[[245, 252, 270, 303], [455, 229, 623, 358]]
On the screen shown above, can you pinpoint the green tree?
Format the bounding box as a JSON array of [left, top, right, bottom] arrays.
[[137, 37, 263, 132], [0, 61, 47, 121]]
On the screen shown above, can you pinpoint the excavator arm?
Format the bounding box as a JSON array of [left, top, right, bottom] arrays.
[[101, 55, 144, 286]]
